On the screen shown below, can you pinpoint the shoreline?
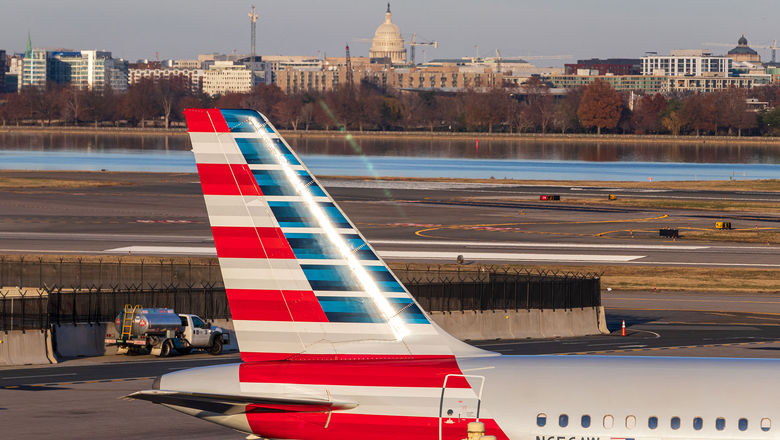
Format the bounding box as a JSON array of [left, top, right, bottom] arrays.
[[2, 125, 780, 146]]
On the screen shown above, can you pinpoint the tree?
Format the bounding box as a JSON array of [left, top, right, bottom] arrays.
[[241, 84, 286, 124], [462, 88, 507, 132], [631, 93, 667, 134], [577, 79, 623, 134], [273, 95, 303, 130], [522, 77, 555, 133], [123, 78, 158, 127], [60, 86, 89, 126], [157, 76, 190, 129], [553, 87, 584, 133], [759, 107, 780, 135], [680, 93, 717, 136]]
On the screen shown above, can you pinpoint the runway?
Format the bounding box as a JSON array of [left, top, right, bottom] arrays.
[[0, 172, 778, 268]]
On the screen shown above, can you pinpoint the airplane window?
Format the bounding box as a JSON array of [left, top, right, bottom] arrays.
[[671, 417, 681, 430], [581, 415, 591, 428], [716, 417, 726, 431], [693, 417, 703, 430], [559, 414, 568, 428], [739, 418, 748, 431], [761, 418, 771, 432], [626, 415, 636, 429], [603, 415, 614, 429], [648, 416, 658, 429], [536, 414, 546, 427]]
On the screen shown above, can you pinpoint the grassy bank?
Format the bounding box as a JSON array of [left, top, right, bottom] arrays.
[[391, 262, 780, 294]]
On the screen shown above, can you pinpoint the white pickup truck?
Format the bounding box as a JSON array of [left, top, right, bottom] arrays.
[[105, 307, 230, 357]]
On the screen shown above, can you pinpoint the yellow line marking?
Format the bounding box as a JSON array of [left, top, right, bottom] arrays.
[[414, 215, 670, 238], [608, 307, 780, 316]]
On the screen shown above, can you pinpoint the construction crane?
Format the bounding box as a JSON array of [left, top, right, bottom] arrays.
[[409, 33, 438, 65], [702, 40, 778, 63]]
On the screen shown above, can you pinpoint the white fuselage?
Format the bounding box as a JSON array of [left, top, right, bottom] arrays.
[[158, 354, 780, 440]]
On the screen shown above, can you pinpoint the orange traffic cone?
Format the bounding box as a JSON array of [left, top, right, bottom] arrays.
[[621, 320, 626, 337]]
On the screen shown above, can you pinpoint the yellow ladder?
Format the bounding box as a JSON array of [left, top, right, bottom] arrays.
[[120, 304, 141, 340]]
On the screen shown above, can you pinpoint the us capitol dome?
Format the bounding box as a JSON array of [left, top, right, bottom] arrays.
[[369, 3, 407, 65]]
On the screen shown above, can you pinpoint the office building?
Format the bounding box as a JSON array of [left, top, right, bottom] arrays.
[[641, 50, 732, 77], [202, 61, 253, 95]]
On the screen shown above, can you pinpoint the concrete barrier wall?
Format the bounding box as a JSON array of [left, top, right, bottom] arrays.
[[53, 324, 111, 358], [430, 307, 604, 340], [0, 330, 55, 366]]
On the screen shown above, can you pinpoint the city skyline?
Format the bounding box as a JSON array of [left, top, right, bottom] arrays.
[[2, 0, 779, 65]]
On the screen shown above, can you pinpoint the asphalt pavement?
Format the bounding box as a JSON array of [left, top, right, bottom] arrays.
[[0, 172, 778, 267]]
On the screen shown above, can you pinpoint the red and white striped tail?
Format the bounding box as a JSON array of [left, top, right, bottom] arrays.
[[184, 109, 484, 362]]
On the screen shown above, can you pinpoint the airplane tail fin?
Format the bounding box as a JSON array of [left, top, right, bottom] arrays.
[[184, 109, 488, 361]]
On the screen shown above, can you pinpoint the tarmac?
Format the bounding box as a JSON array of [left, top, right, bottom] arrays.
[[0, 171, 778, 267], [1, 170, 780, 438], [4, 292, 780, 439]]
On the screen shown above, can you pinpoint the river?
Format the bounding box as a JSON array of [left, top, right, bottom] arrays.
[[0, 132, 778, 181]]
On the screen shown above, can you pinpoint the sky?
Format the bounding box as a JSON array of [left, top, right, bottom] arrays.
[[1, 0, 779, 66]]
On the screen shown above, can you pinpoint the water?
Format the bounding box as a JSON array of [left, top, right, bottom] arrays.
[[0, 132, 778, 181]]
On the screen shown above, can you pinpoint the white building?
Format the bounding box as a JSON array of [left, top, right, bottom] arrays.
[[202, 61, 253, 96], [642, 50, 732, 77], [368, 4, 407, 65], [128, 64, 204, 93]]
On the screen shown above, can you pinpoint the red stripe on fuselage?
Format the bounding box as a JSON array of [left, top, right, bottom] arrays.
[[227, 289, 327, 322], [184, 108, 230, 132], [211, 227, 294, 259], [197, 163, 260, 196], [239, 358, 470, 388], [244, 413, 509, 440]]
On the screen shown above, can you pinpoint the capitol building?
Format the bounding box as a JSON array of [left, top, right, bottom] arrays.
[[369, 4, 407, 65]]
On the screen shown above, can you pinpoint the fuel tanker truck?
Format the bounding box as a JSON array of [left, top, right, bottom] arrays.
[[104, 306, 230, 357]]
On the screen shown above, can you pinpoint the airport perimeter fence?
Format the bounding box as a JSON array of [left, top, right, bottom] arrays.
[[0, 257, 600, 331]]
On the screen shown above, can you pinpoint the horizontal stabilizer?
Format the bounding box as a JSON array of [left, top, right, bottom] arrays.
[[126, 390, 358, 415]]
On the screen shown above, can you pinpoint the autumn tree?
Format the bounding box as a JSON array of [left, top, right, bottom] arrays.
[[577, 79, 624, 134], [553, 86, 584, 133], [273, 94, 303, 130], [462, 88, 507, 132], [631, 93, 667, 134], [241, 84, 286, 125], [681, 93, 717, 136]]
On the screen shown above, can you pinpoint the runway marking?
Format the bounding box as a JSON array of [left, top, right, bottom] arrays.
[[609, 297, 780, 305], [626, 261, 780, 268], [413, 214, 670, 238], [608, 307, 780, 317], [1, 376, 157, 390], [369, 239, 708, 251], [560, 340, 777, 356], [105, 246, 216, 255], [377, 251, 644, 263]]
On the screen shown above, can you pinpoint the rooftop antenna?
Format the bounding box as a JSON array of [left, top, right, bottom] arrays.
[[249, 5, 259, 85]]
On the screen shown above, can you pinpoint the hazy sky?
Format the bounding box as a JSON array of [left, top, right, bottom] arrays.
[[2, 0, 779, 66]]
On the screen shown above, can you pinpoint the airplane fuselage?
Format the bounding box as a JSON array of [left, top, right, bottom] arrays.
[[158, 354, 780, 440]]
